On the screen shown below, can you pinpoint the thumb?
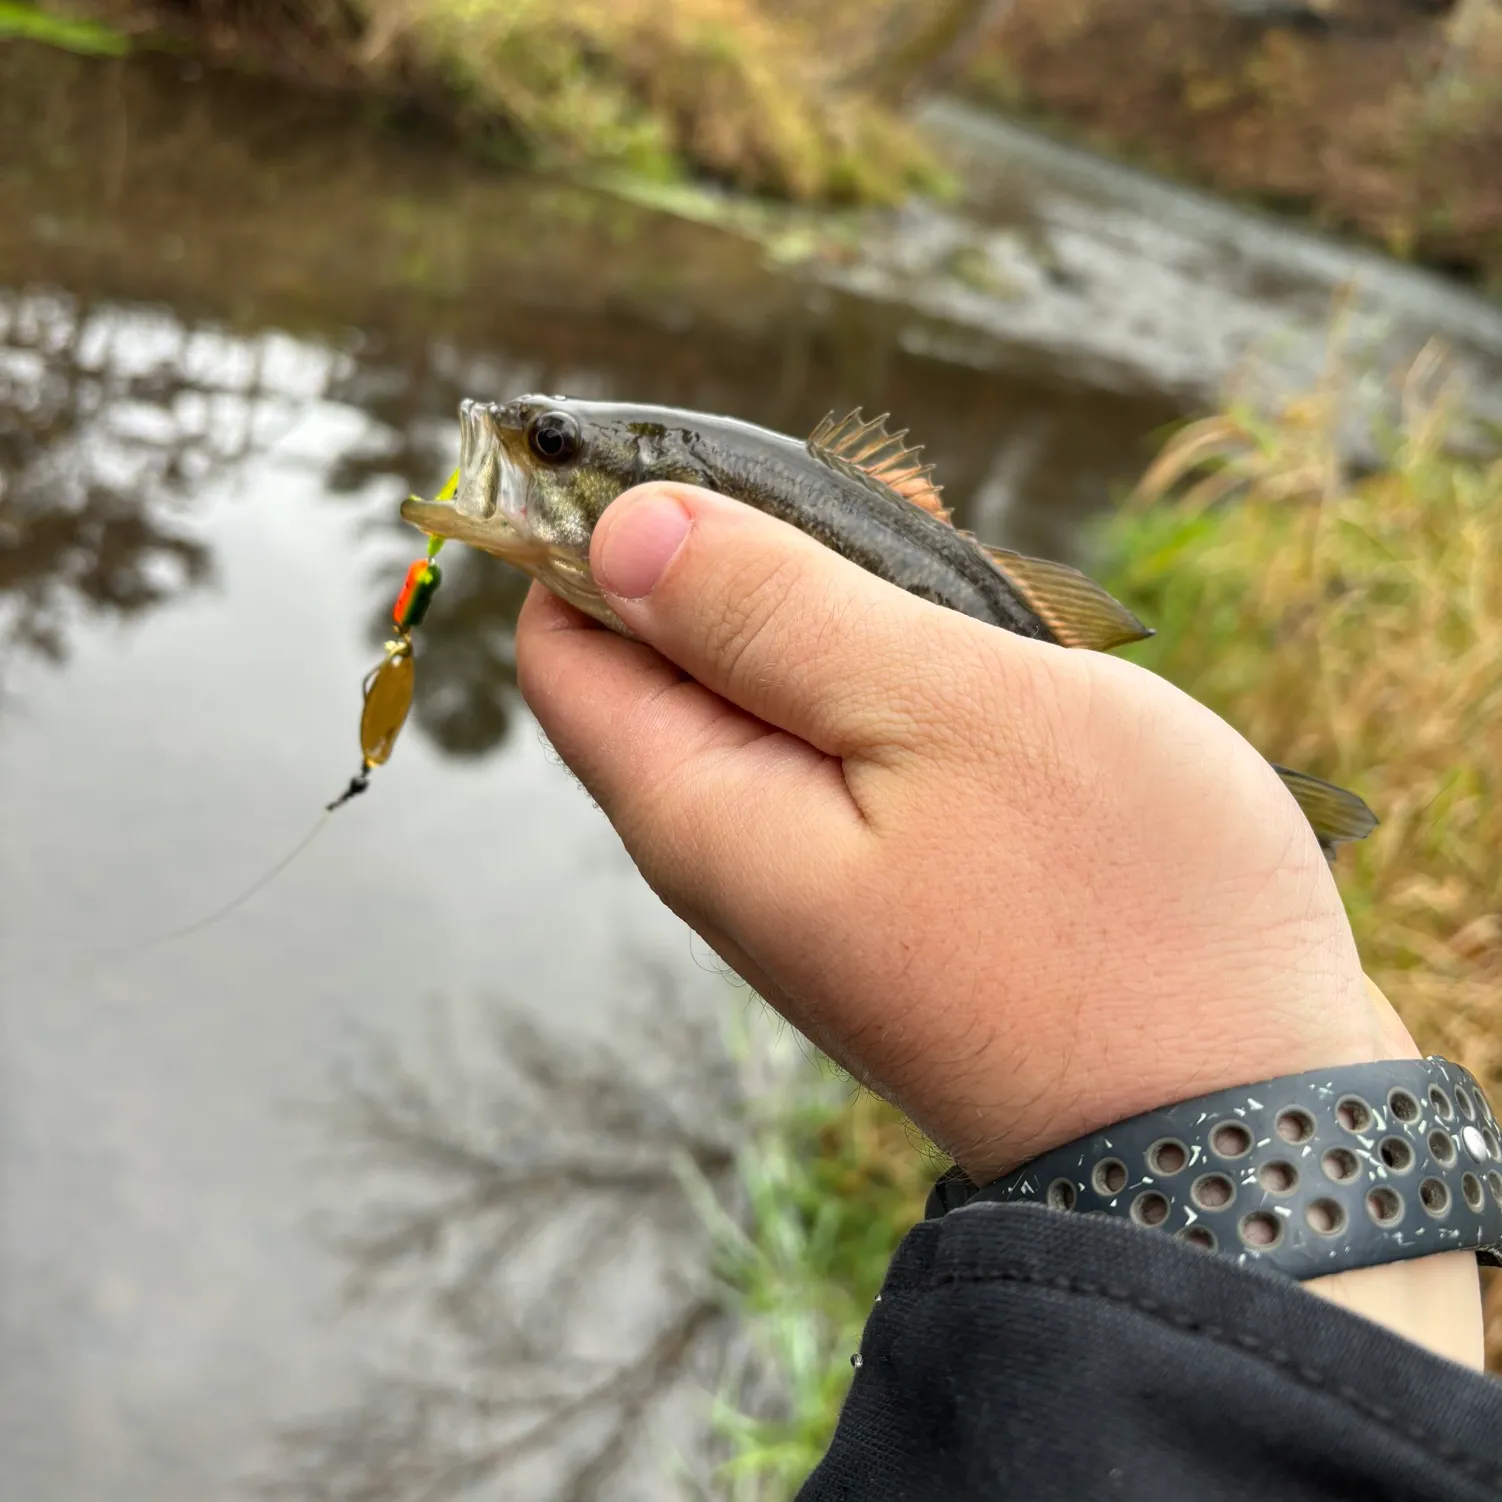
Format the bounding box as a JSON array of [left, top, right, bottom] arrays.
[[589, 481, 1040, 761]]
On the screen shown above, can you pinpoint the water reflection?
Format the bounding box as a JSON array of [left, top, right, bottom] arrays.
[[0, 41, 1194, 764], [268, 970, 743, 1502], [402, 551, 532, 758], [321, 350, 533, 754], [1, 276, 1166, 766], [0, 292, 214, 669]]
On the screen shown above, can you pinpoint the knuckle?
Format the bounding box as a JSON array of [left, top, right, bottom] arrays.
[[699, 545, 805, 699], [628, 755, 739, 908], [854, 615, 1012, 762]]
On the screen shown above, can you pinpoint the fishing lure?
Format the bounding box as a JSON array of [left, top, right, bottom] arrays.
[[2, 468, 457, 956], [326, 472, 456, 810]]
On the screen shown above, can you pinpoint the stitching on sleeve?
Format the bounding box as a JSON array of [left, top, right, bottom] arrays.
[[908, 1266, 1502, 1491]]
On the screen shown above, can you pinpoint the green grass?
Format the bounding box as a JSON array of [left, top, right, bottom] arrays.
[[0, 0, 125, 52], [684, 1046, 934, 1499]]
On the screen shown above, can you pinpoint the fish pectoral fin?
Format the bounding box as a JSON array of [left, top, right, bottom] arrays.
[[980, 546, 1154, 651], [807, 408, 950, 522], [1272, 764, 1378, 858]]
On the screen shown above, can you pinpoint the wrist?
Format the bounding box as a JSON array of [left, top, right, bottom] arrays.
[[1305, 1250, 1485, 1370], [931, 1044, 1500, 1353], [1304, 974, 1486, 1368], [954, 971, 1418, 1187]]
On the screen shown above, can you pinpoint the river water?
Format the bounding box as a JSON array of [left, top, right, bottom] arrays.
[[2, 42, 1500, 1502]]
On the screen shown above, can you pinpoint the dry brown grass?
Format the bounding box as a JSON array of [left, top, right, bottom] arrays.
[[78, 0, 981, 201], [356, 0, 918, 199], [779, 354, 1500, 1459], [1121, 353, 1501, 1086], [1107, 346, 1502, 1362], [966, 0, 1502, 286]]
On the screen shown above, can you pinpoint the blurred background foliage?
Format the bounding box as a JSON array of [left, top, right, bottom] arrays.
[[25, 0, 1502, 283], [966, 0, 1502, 289], [64, 0, 987, 200]]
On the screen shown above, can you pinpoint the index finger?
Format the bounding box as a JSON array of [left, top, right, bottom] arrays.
[[514, 581, 869, 934]]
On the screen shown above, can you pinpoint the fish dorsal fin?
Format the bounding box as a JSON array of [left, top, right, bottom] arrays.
[[1270, 764, 1378, 862], [808, 409, 951, 523], [979, 544, 1154, 652]]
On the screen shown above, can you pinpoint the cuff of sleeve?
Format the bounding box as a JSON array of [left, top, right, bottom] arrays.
[[801, 1200, 1502, 1501]]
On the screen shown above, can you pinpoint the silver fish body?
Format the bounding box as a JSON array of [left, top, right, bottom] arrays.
[[402, 397, 1150, 649], [400, 395, 1376, 857]]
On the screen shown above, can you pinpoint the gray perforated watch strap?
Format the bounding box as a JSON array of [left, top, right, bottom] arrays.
[[927, 1058, 1502, 1279]]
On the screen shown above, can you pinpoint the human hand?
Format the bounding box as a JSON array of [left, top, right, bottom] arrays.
[[515, 482, 1417, 1183]]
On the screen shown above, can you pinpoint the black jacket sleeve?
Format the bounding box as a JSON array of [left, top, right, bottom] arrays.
[[797, 1199, 1502, 1501]]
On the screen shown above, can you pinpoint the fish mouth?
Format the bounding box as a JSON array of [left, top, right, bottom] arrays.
[[399, 495, 518, 552], [400, 399, 534, 559]]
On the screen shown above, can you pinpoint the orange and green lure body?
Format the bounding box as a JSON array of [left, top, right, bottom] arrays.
[[326, 472, 456, 810]]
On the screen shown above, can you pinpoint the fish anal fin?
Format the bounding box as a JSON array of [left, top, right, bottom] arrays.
[[1271, 764, 1378, 859], [981, 545, 1153, 652], [808, 408, 951, 523]]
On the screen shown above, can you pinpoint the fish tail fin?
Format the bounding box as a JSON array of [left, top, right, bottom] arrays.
[[981, 546, 1154, 652], [1272, 764, 1378, 862]]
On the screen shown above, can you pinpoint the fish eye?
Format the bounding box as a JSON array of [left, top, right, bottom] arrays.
[[527, 411, 580, 465]]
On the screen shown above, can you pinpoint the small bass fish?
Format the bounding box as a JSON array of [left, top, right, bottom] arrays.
[[402, 397, 1376, 858]]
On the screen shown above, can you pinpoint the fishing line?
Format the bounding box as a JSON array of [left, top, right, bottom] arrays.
[[119, 809, 335, 952], [0, 476, 458, 961], [0, 808, 333, 960], [83, 809, 334, 958]]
